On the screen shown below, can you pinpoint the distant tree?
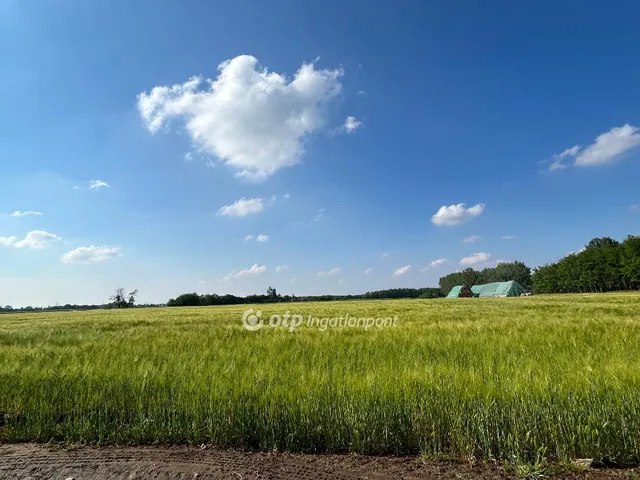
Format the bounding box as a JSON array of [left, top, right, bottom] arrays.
[[110, 287, 138, 308], [266, 286, 278, 302]]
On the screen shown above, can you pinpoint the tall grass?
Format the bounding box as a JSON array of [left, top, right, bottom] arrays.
[[1, 293, 640, 463]]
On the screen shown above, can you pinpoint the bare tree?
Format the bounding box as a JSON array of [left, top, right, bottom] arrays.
[[110, 287, 138, 308]]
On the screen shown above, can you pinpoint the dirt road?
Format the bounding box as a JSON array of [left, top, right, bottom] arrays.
[[0, 444, 632, 479]]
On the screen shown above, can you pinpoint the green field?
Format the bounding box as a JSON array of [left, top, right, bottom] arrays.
[[2, 294, 640, 465]]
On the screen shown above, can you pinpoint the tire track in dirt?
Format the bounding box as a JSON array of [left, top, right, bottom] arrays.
[[0, 444, 632, 479]]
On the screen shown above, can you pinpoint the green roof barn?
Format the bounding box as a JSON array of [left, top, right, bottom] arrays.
[[447, 280, 527, 298]]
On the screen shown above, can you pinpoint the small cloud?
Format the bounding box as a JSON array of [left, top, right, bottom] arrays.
[[380, 252, 390, 259], [72, 186, 81, 190], [218, 197, 264, 217], [432, 203, 485, 226], [339, 278, 346, 285], [61, 245, 122, 264], [317, 267, 341, 277], [284, 193, 291, 200], [312, 208, 325, 223], [243, 235, 254, 242], [357, 90, 366, 96], [548, 145, 580, 171], [501, 235, 516, 240], [0, 236, 17, 247], [430, 258, 448, 267], [462, 235, 482, 244], [256, 234, 268, 242], [393, 265, 411, 277], [13, 230, 61, 249], [276, 265, 289, 272], [10, 210, 43, 217], [184, 152, 193, 161], [364, 267, 373, 275], [222, 264, 267, 281], [343, 116, 361, 134], [459, 252, 491, 266], [89, 179, 109, 189]]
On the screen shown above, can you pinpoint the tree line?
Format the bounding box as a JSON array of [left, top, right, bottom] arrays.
[[438, 261, 532, 296], [166, 287, 443, 307], [531, 236, 640, 293]]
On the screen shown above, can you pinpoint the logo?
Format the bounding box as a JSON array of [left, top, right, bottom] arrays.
[[241, 308, 263, 331]]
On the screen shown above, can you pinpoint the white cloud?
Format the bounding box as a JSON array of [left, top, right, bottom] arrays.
[[61, 245, 122, 264], [364, 267, 373, 275], [380, 252, 390, 259], [462, 235, 482, 244], [223, 264, 267, 281], [339, 278, 346, 285], [343, 116, 361, 134], [256, 234, 268, 242], [501, 235, 516, 240], [13, 230, 60, 249], [393, 265, 411, 277], [184, 152, 193, 161], [0, 236, 17, 247], [10, 210, 43, 217], [549, 125, 640, 171], [548, 145, 580, 171], [218, 197, 264, 217], [138, 55, 345, 180], [459, 252, 491, 266], [575, 124, 640, 166], [431, 203, 485, 226], [89, 180, 109, 189], [243, 235, 254, 242], [317, 267, 341, 277], [276, 265, 289, 272], [430, 258, 448, 267], [357, 90, 366, 96], [312, 208, 325, 223], [284, 193, 291, 200]]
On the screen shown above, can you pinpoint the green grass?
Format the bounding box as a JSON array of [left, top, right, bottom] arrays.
[[1, 293, 640, 464]]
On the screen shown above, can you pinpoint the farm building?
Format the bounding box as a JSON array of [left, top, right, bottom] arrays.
[[446, 280, 528, 298]]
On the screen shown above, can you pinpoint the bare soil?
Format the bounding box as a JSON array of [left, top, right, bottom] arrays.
[[0, 444, 635, 480]]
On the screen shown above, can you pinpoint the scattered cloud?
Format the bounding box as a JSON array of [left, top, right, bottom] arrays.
[[364, 267, 373, 275], [357, 90, 366, 96], [276, 265, 289, 272], [312, 208, 325, 223], [548, 124, 640, 171], [431, 203, 485, 226], [61, 245, 122, 264], [380, 252, 390, 259], [218, 197, 264, 217], [89, 179, 109, 189], [243, 235, 254, 242], [339, 278, 346, 285], [317, 267, 341, 277], [501, 235, 516, 240], [430, 258, 448, 267], [548, 145, 580, 171], [223, 264, 267, 281], [138, 55, 345, 180], [256, 234, 269, 242], [462, 235, 482, 244], [459, 252, 491, 266], [13, 230, 60, 249], [284, 193, 291, 200], [10, 210, 43, 217], [0, 236, 17, 247], [184, 152, 193, 161], [343, 116, 361, 134], [393, 265, 411, 277]]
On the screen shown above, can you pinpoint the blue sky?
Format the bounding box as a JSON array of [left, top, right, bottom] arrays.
[[1, 0, 639, 306]]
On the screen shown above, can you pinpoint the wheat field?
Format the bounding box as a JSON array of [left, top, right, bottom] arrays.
[[1, 293, 640, 464]]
